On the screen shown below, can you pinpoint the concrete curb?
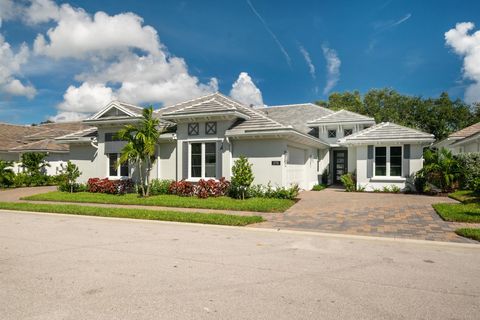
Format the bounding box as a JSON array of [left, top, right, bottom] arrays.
[[1, 208, 479, 249]]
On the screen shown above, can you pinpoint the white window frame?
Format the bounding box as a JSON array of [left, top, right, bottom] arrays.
[[187, 141, 218, 181], [373, 145, 403, 178], [107, 153, 130, 179]]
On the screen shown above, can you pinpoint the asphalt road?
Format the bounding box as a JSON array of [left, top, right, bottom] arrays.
[[1, 210, 479, 320]]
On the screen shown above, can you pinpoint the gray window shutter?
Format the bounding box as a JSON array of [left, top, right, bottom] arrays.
[[217, 142, 222, 179], [367, 145, 374, 178], [182, 142, 188, 179], [403, 144, 410, 177]]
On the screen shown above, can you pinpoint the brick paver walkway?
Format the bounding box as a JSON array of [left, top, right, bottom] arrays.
[[254, 187, 478, 243]]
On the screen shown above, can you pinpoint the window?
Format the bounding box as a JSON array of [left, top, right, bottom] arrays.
[[108, 153, 129, 177], [390, 146, 402, 176], [205, 122, 217, 135], [188, 123, 199, 136], [344, 129, 353, 136], [375, 147, 387, 176], [374, 146, 402, 177], [191, 143, 202, 178], [328, 129, 337, 138], [105, 132, 123, 142], [189, 142, 217, 179]]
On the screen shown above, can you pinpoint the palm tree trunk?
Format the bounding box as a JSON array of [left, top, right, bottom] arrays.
[[145, 158, 151, 197], [138, 160, 145, 197]]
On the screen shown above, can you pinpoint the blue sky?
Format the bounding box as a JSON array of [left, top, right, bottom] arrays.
[[0, 0, 479, 124]]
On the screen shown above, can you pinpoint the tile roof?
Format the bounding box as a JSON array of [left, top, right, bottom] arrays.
[[0, 122, 92, 153], [449, 122, 480, 138], [308, 109, 375, 124], [9, 139, 69, 153], [339, 122, 434, 144], [258, 103, 334, 134], [158, 93, 286, 132]]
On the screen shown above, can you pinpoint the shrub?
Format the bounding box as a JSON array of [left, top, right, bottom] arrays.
[[390, 185, 401, 193], [456, 152, 480, 192], [20, 152, 50, 175], [421, 148, 459, 193], [194, 178, 231, 198], [312, 184, 327, 191], [321, 168, 329, 185], [340, 173, 356, 192], [168, 180, 194, 197], [149, 179, 173, 196], [230, 156, 254, 200], [0, 160, 15, 187], [245, 183, 299, 200], [413, 170, 428, 193], [58, 183, 87, 193], [87, 178, 134, 195], [58, 161, 81, 193]]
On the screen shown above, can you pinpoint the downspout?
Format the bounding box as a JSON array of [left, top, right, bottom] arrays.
[[90, 137, 98, 149], [175, 134, 178, 181]]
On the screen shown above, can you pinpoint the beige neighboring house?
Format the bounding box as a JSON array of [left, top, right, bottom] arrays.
[[434, 122, 480, 154], [55, 92, 434, 191], [0, 122, 91, 175]]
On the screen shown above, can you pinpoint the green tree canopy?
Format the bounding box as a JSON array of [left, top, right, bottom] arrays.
[[316, 89, 478, 140]]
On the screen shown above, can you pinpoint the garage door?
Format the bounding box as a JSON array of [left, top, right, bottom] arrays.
[[286, 146, 306, 188]]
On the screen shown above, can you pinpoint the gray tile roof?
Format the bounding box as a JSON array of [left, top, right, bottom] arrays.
[[158, 93, 286, 132], [449, 121, 480, 138], [55, 127, 98, 142], [258, 103, 334, 134], [309, 109, 375, 124], [339, 122, 434, 144]]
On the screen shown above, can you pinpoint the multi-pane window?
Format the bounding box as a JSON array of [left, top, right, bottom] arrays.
[[374, 146, 402, 177], [390, 147, 402, 176], [204, 143, 216, 177], [328, 129, 337, 138], [190, 142, 217, 179], [188, 123, 199, 136], [108, 153, 129, 177], [191, 143, 202, 178], [375, 147, 387, 176], [343, 129, 353, 136], [205, 122, 217, 135]]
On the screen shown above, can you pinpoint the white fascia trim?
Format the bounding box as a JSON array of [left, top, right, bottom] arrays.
[[338, 138, 435, 146], [83, 117, 142, 125], [307, 120, 376, 126]]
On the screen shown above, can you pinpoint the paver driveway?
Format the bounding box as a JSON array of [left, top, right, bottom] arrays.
[[255, 187, 476, 243]]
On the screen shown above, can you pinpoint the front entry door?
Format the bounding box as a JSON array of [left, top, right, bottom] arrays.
[[333, 150, 347, 183]]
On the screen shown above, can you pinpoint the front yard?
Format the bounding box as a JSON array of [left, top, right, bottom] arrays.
[[433, 190, 480, 242], [0, 202, 264, 226], [23, 191, 295, 213]]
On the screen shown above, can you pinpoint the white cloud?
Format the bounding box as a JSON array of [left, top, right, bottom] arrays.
[[58, 82, 115, 114], [33, 5, 161, 59], [24, 0, 60, 25], [230, 72, 264, 107], [0, 34, 36, 98], [49, 111, 89, 122], [445, 22, 480, 104], [299, 46, 315, 79], [322, 44, 341, 95]]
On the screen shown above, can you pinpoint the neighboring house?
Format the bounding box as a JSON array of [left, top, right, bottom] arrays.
[[57, 93, 434, 191], [434, 122, 480, 154], [0, 122, 90, 175]]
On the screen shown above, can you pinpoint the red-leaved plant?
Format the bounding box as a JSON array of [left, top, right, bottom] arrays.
[[87, 178, 134, 195], [168, 178, 230, 198]]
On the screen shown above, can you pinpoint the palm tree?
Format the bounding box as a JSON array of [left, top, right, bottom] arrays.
[[423, 147, 459, 192], [117, 106, 161, 197]]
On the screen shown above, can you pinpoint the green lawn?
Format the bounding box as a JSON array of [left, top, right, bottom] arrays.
[[455, 228, 480, 242], [433, 202, 480, 223], [22, 191, 294, 213], [448, 190, 479, 203], [0, 202, 264, 226]]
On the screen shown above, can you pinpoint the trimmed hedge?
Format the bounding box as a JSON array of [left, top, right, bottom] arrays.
[[456, 152, 480, 193]]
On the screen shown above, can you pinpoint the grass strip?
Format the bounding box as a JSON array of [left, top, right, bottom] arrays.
[[432, 203, 480, 223], [23, 191, 294, 213], [0, 202, 264, 226], [455, 228, 480, 242], [448, 190, 479, 204]]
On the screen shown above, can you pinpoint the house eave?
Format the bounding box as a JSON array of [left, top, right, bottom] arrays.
[[339, 138, 435, 146], [307, 119, 376, 126], [225, 128, 329, 148], [161, 110, 250, 122], [82, 117, 142, 125]]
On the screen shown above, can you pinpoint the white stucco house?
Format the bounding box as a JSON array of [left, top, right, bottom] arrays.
[[434, 122, 480, 154], [55, 93, 434, 191]]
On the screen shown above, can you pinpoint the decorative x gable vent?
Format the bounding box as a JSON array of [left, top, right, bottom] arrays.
[[188, 123, 199, 135]]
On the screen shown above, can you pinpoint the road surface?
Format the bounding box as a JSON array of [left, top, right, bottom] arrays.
[[1, 210, 479, 319]]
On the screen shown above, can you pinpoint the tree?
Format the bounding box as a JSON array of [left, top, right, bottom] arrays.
[[59, 161, 81, 193], [117, 106, 161, 197], [316, 89, 477, 140], [231, 156, 254, 200], [20, 152, 50, 176], [0, 160, 15, 187]]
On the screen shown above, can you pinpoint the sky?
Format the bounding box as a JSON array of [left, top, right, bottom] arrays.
[[0, 0, 479, 124]]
